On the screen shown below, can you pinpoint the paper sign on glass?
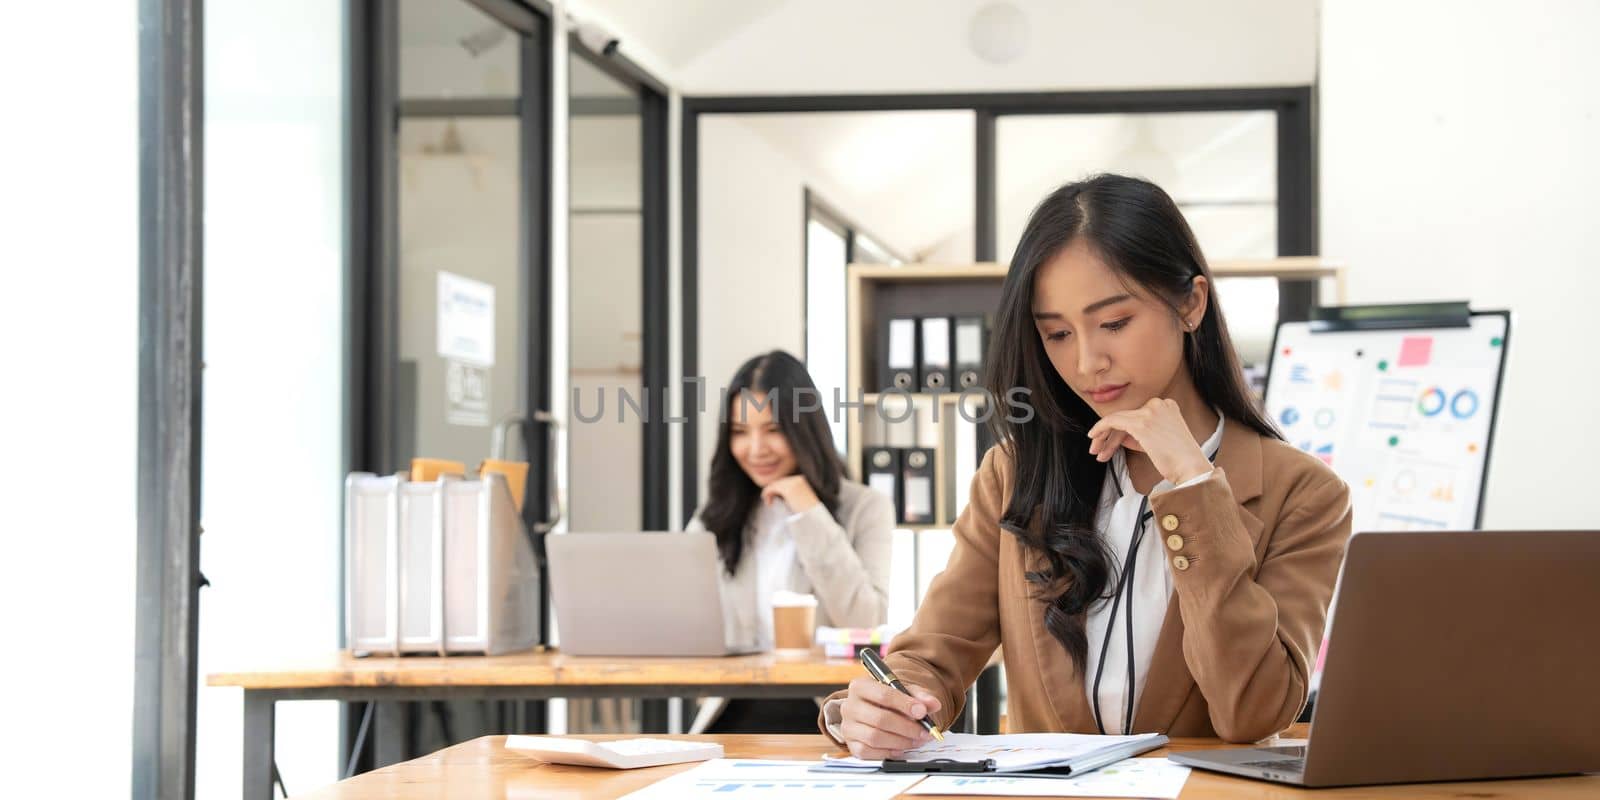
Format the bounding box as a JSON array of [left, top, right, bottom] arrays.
[[437, 271, 496, 367]]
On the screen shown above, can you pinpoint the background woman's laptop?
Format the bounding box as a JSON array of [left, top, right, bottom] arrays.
[[1172, 530, 1600, 787], [547, 532, 761, 656]]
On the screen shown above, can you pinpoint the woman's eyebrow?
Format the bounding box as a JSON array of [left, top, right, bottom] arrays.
[[1032, 293, 1133, 320]]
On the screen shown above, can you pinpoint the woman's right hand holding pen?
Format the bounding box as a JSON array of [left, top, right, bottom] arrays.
[[838, 677, 944, 759]]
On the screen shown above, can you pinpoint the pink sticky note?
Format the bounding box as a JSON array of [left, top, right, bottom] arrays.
[[1398, 336, 1432, 367]]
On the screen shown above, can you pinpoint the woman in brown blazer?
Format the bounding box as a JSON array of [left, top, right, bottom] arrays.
[[823, 174, 1352, 756]]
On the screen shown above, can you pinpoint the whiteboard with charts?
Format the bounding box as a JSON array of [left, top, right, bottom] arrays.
[[1263, 310, 1509, 532]]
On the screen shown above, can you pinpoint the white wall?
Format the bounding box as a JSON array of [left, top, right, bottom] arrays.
[[1321, 0, 1600, 529], [0, 3, 137, 796], [696, 117, 811, 490], [197, 0, 346, 796]]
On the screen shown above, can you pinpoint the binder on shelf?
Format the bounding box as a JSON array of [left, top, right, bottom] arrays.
[[880, 317, 919, 392], [976, 414, 997, 463], [919, 316, 953, 391], [901, 447, 936, 525], [954, 316, 986, 390], [863, 446, 903, 522]]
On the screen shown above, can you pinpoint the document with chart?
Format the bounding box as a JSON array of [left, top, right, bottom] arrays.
[[906, 757, 1191, 798], [617, 759, 924, 800]]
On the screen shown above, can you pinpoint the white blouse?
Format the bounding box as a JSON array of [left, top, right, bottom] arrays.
[[1085, 413, 1225, 734], [727, 500, 803, 650]]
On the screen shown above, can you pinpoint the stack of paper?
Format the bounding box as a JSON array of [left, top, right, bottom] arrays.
[[906, 759, 1191, 798], [613, 753, 1191, 800], [819, 731, 1166, 775]]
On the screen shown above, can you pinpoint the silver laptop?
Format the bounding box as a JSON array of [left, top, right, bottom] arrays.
[[1172, 530, 1600, 787], [547, 532, 760, 657]]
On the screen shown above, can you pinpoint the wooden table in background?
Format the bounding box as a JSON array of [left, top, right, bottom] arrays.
[[291, 724, 1600, 799], [208, 649, 860, 800]]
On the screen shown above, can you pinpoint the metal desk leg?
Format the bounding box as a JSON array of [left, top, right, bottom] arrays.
[[243, 690, 276, 800]]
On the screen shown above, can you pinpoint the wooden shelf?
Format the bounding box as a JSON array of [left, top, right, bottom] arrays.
[[1211, 257, 1347, 301], [846, 263, 1010, 527], [1210, 256, 1344, 279], [846, 262, 1009, 281]]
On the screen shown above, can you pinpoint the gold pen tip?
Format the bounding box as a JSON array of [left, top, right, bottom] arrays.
[[931, 728, 945, 741]]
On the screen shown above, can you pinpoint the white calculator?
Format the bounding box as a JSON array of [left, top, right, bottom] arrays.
[[506, 736, 724, 769]]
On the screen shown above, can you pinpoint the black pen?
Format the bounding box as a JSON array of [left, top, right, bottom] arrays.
[[859, 647, 944, 741]]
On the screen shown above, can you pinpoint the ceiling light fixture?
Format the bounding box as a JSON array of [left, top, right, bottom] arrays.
[[969, 2, 1029, 65]]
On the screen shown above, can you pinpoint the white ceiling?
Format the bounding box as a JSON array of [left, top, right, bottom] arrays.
[[400, 1, 1318, 95], [575, 0, 1319, 95]]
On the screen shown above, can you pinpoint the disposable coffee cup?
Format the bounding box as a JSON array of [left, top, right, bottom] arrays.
[[771, 591, 818, 651]]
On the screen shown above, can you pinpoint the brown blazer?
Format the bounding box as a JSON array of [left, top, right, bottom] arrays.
[[822, 419, 1352, 743]]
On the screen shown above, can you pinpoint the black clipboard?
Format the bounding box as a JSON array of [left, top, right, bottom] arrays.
[[881, 757, 996, 773]]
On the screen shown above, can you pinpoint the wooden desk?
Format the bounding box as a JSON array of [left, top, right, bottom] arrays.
[[208, 649, 859, 800], [290, 725, 1600, 799]]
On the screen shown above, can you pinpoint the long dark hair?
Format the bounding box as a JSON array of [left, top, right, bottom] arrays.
[[986, 174, 1281, 671], [700, 350, 846, 574]]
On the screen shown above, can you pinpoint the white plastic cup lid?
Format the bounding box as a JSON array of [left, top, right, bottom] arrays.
[[771, 590, 818, 608]]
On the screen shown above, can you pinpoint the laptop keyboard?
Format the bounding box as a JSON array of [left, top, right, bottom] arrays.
[[1237, 745, 1308, 773]]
